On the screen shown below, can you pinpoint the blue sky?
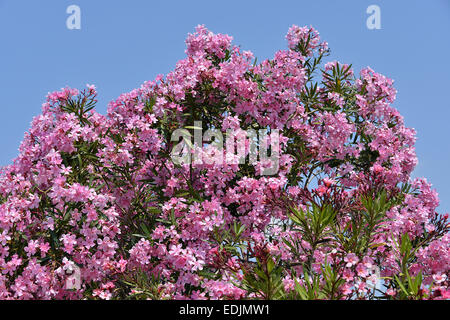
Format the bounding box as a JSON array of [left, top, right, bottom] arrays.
[[0, 0, 449, 214]]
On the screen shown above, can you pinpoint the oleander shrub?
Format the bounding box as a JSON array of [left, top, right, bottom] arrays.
[[0, 25, 448, 300]]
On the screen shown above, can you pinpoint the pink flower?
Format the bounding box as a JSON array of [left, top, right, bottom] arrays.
[[173, 256, 187, 269], [344, 253, 359, 268], [316, 185, 329, 196], [86, 84, 96, 94], [386, 288, 397, 296], [24, 240, 39, 257], [0, 231, 11, 246], [433, 273, 447, 284], [323, 177, 336, 188], [39, 242, 50, 257], [61, 234, 77, 255], [62, 257, 76, 273], [93, 288, 112, 300], [356, 263, 368, 277], [342, 269, 354, 282], [341, 283, 353, 296]]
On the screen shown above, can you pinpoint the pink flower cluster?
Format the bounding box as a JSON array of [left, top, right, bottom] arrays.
[[0, 87, 121, 299]]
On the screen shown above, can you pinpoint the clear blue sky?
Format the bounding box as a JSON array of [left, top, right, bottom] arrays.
[[0, 0, 449, 214]]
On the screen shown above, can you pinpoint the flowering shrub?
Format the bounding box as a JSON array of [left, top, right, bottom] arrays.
[[0, 25, 448, 300]]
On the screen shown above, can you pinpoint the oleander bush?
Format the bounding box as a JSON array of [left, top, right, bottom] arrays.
[[0, 25, 448, 300]]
